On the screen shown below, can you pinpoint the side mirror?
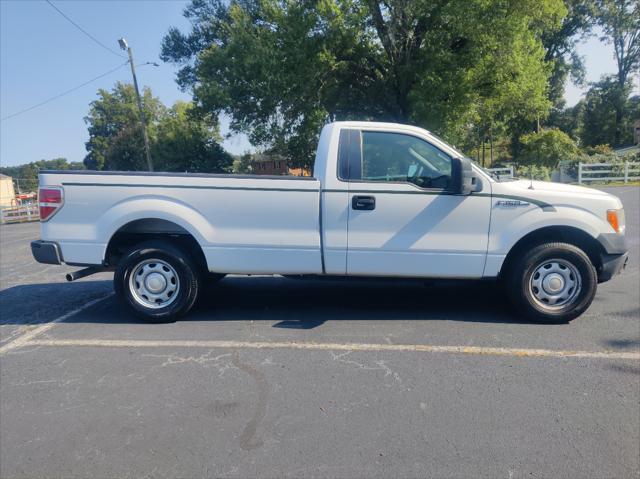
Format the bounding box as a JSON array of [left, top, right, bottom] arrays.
[[451, 157, 474, 195]]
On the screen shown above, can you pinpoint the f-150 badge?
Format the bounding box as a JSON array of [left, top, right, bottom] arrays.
[[496, 200, 530, 207]]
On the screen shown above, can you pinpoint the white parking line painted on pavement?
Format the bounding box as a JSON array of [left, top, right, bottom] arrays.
[[0, 293, 114, 355], [21, 338, 640, 360]]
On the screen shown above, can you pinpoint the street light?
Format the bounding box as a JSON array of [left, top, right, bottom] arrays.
[[118, 37, 154, 172]]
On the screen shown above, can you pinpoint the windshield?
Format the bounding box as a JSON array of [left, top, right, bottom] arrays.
[[470, 160, 518, 182], [426, 131, 468, 158], [426, 131, 516, 182]]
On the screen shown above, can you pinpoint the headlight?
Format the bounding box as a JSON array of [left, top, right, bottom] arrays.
[[607, 209, 625, 234]]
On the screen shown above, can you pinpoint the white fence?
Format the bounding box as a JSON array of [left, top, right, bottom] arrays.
[[578, 161, 640, 184], [488, 162, 639, 184], [0, 204, 39, 224], [487, 166, 514, 178]]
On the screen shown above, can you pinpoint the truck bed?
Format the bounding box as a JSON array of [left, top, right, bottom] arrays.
[[39, 170, 323, 274]]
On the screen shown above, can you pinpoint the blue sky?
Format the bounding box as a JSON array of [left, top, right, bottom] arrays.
[[0, 0, 637, 167]]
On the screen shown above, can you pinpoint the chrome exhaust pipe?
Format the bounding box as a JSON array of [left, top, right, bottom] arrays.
[[66, 266, 104, 282]]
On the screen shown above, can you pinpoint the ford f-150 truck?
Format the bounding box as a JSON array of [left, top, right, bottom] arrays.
[[31, 121, 628, 323]]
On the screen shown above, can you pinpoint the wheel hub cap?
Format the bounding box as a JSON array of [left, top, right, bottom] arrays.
[[145, 273, 167, 293], [129, 259, 180, 309], [542, 273, 565, 294], [529, 259, 582, 310]]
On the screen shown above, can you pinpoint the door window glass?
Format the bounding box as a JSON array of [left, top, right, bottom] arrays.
[[361, 131, 452, 189]]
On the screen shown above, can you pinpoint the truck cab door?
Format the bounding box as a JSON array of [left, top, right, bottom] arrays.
[[343, 129, 491, 278]]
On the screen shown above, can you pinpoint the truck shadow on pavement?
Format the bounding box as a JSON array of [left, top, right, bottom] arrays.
[[0, 276, 546, 326], [196, 276, 535, 326]]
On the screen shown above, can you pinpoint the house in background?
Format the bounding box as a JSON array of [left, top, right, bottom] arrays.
[[0, 174, 16, 208], [614, 144, 640, 156], [250, 154, 288, 175], [250, 153, 312, 176], [613, 119, 640, 157]]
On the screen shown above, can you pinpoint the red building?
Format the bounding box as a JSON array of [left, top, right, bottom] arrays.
[[250, 157, 288, 175], [250, 154, 312, 176]]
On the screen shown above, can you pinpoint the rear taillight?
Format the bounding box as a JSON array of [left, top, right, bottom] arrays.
[[39, 187, 64, 221]]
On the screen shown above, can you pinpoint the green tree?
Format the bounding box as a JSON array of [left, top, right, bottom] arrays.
[[595, 0, 640, 145], [541, 0, 595, 107], [83, 83, 231, 173], [546, 99, 586, 141], [580, 76, 638, 147], [232, 152, 254, 174], [84, 82, 164, 171], [518, 128, 579, 168], [0, 158, 84, 192], [581, 77, 622, 146], [583, 144, 614, 154], [153, 101, 233, 173], [162, 0, 566, 169]]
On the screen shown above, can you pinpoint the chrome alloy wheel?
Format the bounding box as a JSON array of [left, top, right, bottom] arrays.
[[529, 259, 582, 310], [129, 259, 180, 309]]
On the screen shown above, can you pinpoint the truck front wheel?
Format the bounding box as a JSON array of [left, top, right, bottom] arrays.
[[506, 242, 597, 323], [114, 240, 201, 322]]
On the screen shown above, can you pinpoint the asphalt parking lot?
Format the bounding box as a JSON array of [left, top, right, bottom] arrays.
[[1, 186, 639, 479]]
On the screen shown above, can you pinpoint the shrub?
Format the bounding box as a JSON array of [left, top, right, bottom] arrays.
[[515, 164, 552, 181], [583, 144, 614, 155], [518, 128, 579, 169]]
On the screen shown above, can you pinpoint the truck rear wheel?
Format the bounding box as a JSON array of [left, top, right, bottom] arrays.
[[114, 240, 201, 322], [506, 242, 597, 323]]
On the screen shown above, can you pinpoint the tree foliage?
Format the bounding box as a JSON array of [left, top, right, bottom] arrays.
[[84, 82, 164, 171], [548, 77, 639, 147], [0, 158, 84, 192], [231, 152, 254, 174], [596, 0, 640, 87], [546, 99, 585, 140], [542, 0, 595, 107], [83, 82, 231, 173], [518, 128, 579, 168], [152, 101, 233, 173], [162, 0, 566, 168], [594, 0, 640, 144], [581, 77, 626, 146]]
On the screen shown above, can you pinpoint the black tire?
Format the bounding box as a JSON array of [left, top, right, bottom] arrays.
[[114, 240, 201, 322], [505, 242, 597, 323]]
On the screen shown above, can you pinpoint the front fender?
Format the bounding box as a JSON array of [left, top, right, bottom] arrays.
[[488, 205, 605, 255]]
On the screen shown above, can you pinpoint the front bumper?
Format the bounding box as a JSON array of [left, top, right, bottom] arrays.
[[31, 240, 63, 265], [597, 233, 627, 255], [598, 252, 628, 283]]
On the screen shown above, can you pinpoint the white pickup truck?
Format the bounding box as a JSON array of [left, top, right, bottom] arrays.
[[32, 121, 628, 323]]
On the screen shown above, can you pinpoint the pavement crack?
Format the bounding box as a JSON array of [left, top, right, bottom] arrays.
[[331, 351, 401, 383], [143, 350, 236, 376]]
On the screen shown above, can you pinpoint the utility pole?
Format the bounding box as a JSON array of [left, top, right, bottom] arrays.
[[118, 38, 153, 172]]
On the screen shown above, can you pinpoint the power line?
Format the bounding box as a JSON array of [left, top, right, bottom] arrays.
[[45, 0, 125, 59], [1, 62, 129, 122]]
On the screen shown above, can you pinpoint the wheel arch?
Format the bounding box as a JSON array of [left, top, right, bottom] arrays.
[[499, 225, 605, 279], [104, 218, 208, 274], [97, 195, 216, 271]]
